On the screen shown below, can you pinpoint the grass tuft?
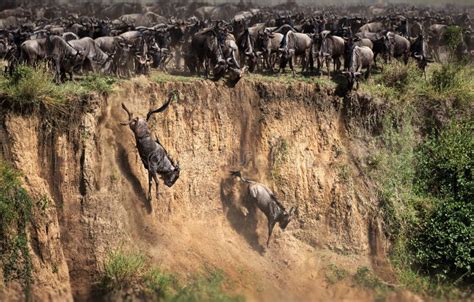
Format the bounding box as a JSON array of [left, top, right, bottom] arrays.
[[101, 248, 146, 291]]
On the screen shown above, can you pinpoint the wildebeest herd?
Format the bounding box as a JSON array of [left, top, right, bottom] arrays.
[[0, 1, 472, 88], [1, 1, 472, 246]]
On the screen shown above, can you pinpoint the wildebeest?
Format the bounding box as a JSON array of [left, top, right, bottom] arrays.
[[231, 171, 296, 246], [20, 35, 83, 82], [359, 21, 384, 33], [385, 31, 410, 64], [279, 30, 313, 76], [259, 29, 284, 72], [68, 37, 112, 74], [343, 45, 374, 91], [121, 94, 180, 201], [319, 31, 345, 75]]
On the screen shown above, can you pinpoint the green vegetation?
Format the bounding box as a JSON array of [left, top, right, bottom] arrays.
[[101, 248, 147, 291], [360, 61, 473, 111], [353, 267, 388, 292], [0, 160, 33, 301], [411, 120, 473, 283], [151, 71, 199, 83], [101, 248, 242, 301], [325, 263, 348, 284], [0, 65, 116, 110], [171, 269, 243, 302], [368, 86, 474, 298], [444, 26, 464, 53]]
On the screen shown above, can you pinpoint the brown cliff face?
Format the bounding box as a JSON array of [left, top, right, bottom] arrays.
[[1, 77, 390, 301]]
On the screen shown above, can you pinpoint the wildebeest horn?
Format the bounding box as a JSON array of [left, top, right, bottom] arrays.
[[120, 103, 133, 125], [226, 57, 233, 65], [146, 93, 173, 121], [289, 206, 296, 215]]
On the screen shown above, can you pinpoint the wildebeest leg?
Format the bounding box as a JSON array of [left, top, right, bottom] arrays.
[[301, 54, 307, 73], [54, 58, 61, 83], [148, 171, 153, 201], [290, 56, 295, 77], [335, 57, 341, 72], [267, 220, 276, 247], [152, 173, 160, 199], [326, 57, 330, 76], [365, 66, 371, 80]]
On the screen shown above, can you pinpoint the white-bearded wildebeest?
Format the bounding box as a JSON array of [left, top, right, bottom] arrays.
[[121, 93, 180, 201], [343, 45, 374, 91], [231, 171, 296, 247]]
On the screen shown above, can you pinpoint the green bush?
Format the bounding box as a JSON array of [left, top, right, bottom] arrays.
[[0, 160, 33, 300], [1, 65, 63, 107], [443, 26, 464, 53], [411, 120, 473, 283], [430, 64, 461, 93], [353, 267, 387, 290], [325, 263, 348, 284], [411, 199, 473, 282], [171, 269, 243, 302], [100, 250, 242, 301], [143, 268, 175, 299], [101, 249, 146, 291], [379, 61, 422, 91], [415, 120, 473, 201]]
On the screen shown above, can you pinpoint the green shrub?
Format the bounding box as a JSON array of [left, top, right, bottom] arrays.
[[415, 120, 473, 201], [379, 61, 422, 91], [143, 268, 176, 299], [430, 64, 460, 93], [353, 267, 388, 291], [373, 113, 421, 241], [2, 65, 63, 107], [411, 120, 473, 283], [0, 160, 33, 300], [325, 263, 348, 284], [411, 199, 473, 282], [171, 269, 243, 302], [100, 250, 243, 301], [101, 249, 146, 291], [444, 26, 464, 53]]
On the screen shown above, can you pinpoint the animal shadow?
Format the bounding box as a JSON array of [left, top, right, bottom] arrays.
[[220, 176, 265, 254], [116, 143, 152, 213]]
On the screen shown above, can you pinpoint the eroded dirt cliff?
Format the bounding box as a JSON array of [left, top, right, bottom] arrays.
[[0, 77, 393, 301]]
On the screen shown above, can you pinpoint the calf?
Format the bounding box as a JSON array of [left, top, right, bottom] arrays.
[[121, 94, 180, 201], [231, 171, 296, 246]]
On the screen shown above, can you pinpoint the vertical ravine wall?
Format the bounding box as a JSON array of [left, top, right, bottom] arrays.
[[1, 78, 390, 301]]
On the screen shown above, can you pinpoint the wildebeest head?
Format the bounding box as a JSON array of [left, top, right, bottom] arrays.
[[0, 39, 8, 58], [278, 206, 297, 229], [162, 157, 180, 187], [342, 71, 363, 91]]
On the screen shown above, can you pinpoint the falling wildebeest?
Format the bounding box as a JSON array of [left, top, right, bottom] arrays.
[[231, 171, 296, 246], [121, 93, 180, 201]]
